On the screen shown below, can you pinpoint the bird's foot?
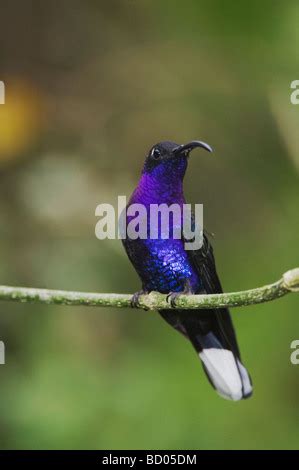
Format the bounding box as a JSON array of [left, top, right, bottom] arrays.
[[130, 289, 150, 310], [166, 282, 194, 308], [166, 292, 183, 308]]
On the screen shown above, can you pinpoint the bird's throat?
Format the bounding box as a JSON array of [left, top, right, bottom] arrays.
[[132, 172, 185, 206]]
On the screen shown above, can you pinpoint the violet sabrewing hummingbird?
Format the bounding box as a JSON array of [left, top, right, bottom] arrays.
[[122, 140, 252, 401]]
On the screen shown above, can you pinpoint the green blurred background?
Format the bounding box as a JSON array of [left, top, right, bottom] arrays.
[[0, 0, 298, 450]]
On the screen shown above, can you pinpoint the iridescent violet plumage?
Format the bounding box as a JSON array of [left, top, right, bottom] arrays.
[[125, 152, 201, 293]]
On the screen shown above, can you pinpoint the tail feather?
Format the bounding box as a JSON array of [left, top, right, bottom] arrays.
[[159, 308, 253, 401], [199, 347, 252, 401]]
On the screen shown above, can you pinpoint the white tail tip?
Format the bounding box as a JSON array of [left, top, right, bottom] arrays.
[[199, 348, 252, 401]]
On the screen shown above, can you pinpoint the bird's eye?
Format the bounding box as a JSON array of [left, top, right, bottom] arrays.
[[151, 147, 161, 159]]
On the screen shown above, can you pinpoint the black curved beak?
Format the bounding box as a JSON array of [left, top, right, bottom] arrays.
[[173, 140, 213, 155]]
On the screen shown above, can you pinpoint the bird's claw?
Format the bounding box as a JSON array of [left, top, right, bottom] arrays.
[[130, 290, 149, 310], [166, 283, 194, 308], [166, 292, 181, 308]]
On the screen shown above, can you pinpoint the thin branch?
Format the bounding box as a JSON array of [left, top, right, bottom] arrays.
[[0, 268, 298, 311]]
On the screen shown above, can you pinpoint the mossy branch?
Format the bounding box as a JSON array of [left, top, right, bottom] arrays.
[[0, 268, 298, 311]]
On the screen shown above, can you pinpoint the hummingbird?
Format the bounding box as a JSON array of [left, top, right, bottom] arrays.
[[122, 140, 252, 401]]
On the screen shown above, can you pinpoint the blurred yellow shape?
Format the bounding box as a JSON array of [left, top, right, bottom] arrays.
[[0, 79, 44, 164]]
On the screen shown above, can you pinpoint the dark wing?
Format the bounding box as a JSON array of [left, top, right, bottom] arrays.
[[187, 230, 241, 357]]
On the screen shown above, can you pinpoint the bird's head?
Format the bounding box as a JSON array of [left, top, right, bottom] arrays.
[[142, 140, 212, 182]]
